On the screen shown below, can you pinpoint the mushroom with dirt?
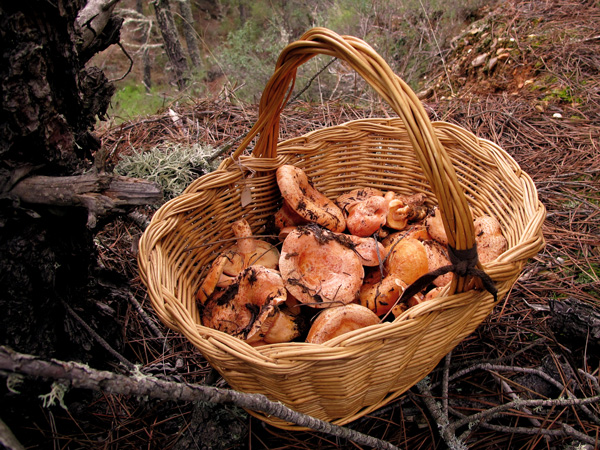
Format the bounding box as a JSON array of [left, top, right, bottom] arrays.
[[384, 192, 428, 231], [384, 237, 430, 286], [200, 265, 289, 343], [423, 240, 453, 287], [276, 165, 346, 232], [474, 215, 507, 264], [196, 250, 243, 304], [359, 270, 404, 316], [424, 207, 448, 246], [345, 194, 390, 237], [336, 187, 384, 215], [274, 201, 308, 229], [279, 224, 364, 308], [231, 218, 280, 269], [196, 218, 279, 304], [345, 234, 387, 266]]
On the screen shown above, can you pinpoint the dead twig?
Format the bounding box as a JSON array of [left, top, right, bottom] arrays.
[[62, 300, 135, 371], [0, 417, 25, 450], [0, 346, 400, 450]]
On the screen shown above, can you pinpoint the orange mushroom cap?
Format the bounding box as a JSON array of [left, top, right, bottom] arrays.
[[336, 187, 384, 214], [276, 165, 346, 232], [384, 238, 429, 285], [279, 224, 364, 308], [423, 240, 453, 287], [344, 234, 387, 266], [474, 215, 507, 264], [201, 265, 286, 342], [386, 199, 411, 230], [274, 201, 308, 230], [424, 286, 444, 301], [306, 303, 380, 344], [197, 250, 243, 305], [231, 218, 280, 269], [385, 192, 428, 230], [359, 273, 404, 316], [262, 308, 302, 344], [382, 224, 430, 249], [346, 195, 389, 237], [424, 207, 448, 246]]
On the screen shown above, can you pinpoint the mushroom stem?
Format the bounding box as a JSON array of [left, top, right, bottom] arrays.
[[232, 219, 255, 256]]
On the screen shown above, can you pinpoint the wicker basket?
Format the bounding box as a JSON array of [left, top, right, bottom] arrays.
[[137, 28, 545, 429]]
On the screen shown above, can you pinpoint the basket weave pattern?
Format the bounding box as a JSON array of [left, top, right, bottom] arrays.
[[138, 28, 545, 429]]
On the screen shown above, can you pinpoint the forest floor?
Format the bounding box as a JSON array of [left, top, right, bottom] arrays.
[[28, 0, 600, 448]]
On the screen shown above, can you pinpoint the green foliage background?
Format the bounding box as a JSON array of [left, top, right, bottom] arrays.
[[107, 0, 492, 120]]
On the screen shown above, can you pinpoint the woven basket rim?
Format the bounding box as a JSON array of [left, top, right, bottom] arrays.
[[136, 28, 546, 428], [138, 116, 546, 361]]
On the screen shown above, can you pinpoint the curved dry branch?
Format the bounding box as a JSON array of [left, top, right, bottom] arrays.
[[0, 346, 399, 450]]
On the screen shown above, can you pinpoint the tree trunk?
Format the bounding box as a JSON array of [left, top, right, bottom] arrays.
[[178, 0, 202, 69], [153, 0, 189, 90], [135, 0, 153, 92], [0, 0, 123, 357]]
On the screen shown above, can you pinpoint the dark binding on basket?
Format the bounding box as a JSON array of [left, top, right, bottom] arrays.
[[398, 243, 498, 304]]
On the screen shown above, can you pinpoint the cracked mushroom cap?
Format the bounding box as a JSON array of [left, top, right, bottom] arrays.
[[279, 224, 364, 308], [276, 165, 346, 232], [306, 303, 380, 344], [200, 265, 287, 342]]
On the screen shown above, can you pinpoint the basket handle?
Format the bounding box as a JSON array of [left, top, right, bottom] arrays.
[[227, 27, 480, 295]]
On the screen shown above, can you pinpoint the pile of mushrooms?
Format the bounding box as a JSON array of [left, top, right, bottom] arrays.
[[196, 165, 507, 345]]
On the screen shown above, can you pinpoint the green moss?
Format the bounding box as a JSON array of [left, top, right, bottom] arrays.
[[576, 264, 600, 285], [541, 86, 582, 104], [114, 143, 221, 200]]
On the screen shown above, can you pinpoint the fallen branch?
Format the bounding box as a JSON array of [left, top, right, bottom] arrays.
[[76, 0, 121, 51], [9, 172, 162, 228], [416, 378, 468, 450], [62, 300, 135, 371], [0, 417, 25, 450], [0, 346, 399, 450], [416, 354, 600, 448]]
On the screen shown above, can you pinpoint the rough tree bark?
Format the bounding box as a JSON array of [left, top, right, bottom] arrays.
[[0, 0, 150, 416], [135, 0, 153, 91], [178, 0, 202, 69], [0, 2, 167, 446], [0, 0, 118, 355], [153, 0, 189, 89]]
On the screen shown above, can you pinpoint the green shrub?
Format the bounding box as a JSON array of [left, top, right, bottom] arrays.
[[108, 82, 171, 123], [217, 21, 289, 102]]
